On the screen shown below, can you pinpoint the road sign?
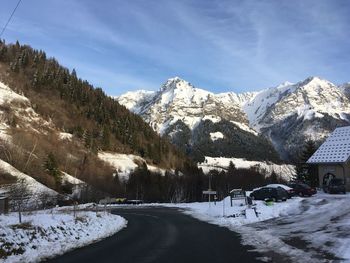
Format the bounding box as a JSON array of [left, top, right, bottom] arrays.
[[202, 190, 217, 195]]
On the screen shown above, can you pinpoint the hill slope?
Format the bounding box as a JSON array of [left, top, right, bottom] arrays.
[[0, 41, 188, 196]]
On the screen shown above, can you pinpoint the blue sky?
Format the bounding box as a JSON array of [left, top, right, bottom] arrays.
[[1, 0, 350, 95]]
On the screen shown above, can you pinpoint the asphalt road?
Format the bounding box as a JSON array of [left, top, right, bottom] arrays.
[[47, 207, 265, 263]]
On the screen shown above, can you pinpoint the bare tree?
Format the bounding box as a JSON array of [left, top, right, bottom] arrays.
[[23, 140, 38, 173], [171, 184, 185, 203], [9, 178, 30, 223], [38, 191, 54, 210]]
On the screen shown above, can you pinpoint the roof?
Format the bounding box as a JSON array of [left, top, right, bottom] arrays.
[[307, 126, 350, 164]]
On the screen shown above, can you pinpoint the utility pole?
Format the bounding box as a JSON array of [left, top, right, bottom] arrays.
[[208, 174, 211, 209], [223, 196, 225, 217]]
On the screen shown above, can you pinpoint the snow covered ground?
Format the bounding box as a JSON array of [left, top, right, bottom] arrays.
[[0, 206, 127, 263], [164, 193, 350, 262], [162, 196, 302, 228], [58, 132, 73, 141], [61, 172, 84, 185], [98, 151, 168, 180], [237, 193, 350, 262], [209, 131, 224, 141], [0, 159, 57, 206], [0, 81, 54, 139], [198, 156, 296, 180]]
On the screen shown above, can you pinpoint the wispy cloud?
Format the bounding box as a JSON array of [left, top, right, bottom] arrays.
[[1, 0, 350, 94]]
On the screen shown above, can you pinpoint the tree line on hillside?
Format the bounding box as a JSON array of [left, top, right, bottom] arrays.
[[113, 140, 319, 203], [105, 162, 286, 203]]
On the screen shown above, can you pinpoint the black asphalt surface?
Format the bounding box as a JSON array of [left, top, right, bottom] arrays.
[[47, 207, 265, 263]]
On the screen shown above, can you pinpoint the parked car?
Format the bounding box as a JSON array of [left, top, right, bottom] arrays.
[[266, 184, 295, 198], [323, 178, 346, 194], [250, 187, 288, 202], [288, 182, 317, 197]]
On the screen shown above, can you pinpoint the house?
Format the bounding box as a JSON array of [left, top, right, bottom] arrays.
[[307, 126, 350, 191]]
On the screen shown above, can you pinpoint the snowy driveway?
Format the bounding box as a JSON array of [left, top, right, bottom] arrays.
[[238, 194, 350, 262]]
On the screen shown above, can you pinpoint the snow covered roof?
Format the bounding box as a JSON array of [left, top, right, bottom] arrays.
[[307, 126, 350, 164]]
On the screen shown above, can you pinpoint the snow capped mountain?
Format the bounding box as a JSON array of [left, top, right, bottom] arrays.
[[246, 76, 350, 159], [118, 77, 254, 134], [117, 76, 350, 161], [117, 77, 279, 162], [258, 77, 350, 158], [245, 77, 350, 131]]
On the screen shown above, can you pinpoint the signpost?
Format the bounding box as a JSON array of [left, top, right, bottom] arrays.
[[202, 190, 217, 195], [202, 174, 217, 208], [202, 190, 217, 208]]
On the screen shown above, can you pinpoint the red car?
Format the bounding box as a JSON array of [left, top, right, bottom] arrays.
[[288, 182, 317, 197]]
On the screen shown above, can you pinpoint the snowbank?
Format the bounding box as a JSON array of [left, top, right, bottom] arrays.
[[162, 196, 302, 227], [0, 207, 127, 263]]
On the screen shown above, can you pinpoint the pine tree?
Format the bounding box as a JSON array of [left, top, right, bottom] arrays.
[[101, 126, 110, 149], [32, 70, 39, 88], [296, 140, 318, 186], [44, 153, 62, 188]]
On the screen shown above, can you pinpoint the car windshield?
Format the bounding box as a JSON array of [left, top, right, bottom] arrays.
[[331, 179, 344, 185]]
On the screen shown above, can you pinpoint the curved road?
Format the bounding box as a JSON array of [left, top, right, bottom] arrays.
[[48, 207, 264, 263]]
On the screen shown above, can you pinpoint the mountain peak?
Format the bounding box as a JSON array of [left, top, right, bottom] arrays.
[[161, 77, 193, 92], [301, 76, 333, 87]]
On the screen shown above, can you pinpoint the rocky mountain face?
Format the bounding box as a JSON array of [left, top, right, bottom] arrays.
[[117, 77, 279, 162], [117, 76, 350, 162]]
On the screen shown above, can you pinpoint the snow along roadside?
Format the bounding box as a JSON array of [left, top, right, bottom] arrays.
[[155, 197, 303, 261], [159, 196, 303, 227], [159, 195, 350, 262], [0, 208, 127, 263]]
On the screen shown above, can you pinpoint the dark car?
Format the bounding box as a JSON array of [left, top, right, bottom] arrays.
[[266, 184, 295, 198], [250, 187, 288, 202], [324, 178, 346, 194], [288, 182, 317, 197]]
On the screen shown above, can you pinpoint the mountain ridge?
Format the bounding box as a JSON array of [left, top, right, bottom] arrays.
[[117, 76, 350, 161]]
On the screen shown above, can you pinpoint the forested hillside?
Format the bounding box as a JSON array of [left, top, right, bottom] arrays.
[[0, 40, 188, 196], [0, 40, 186, 165]]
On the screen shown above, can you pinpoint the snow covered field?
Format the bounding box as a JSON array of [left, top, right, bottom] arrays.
[[0, 206, 127, 263], [98, 151, 168, 179], [0, 159, 57, 207], [198, 156, 296, 180], [165, 193, 350, 262]]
